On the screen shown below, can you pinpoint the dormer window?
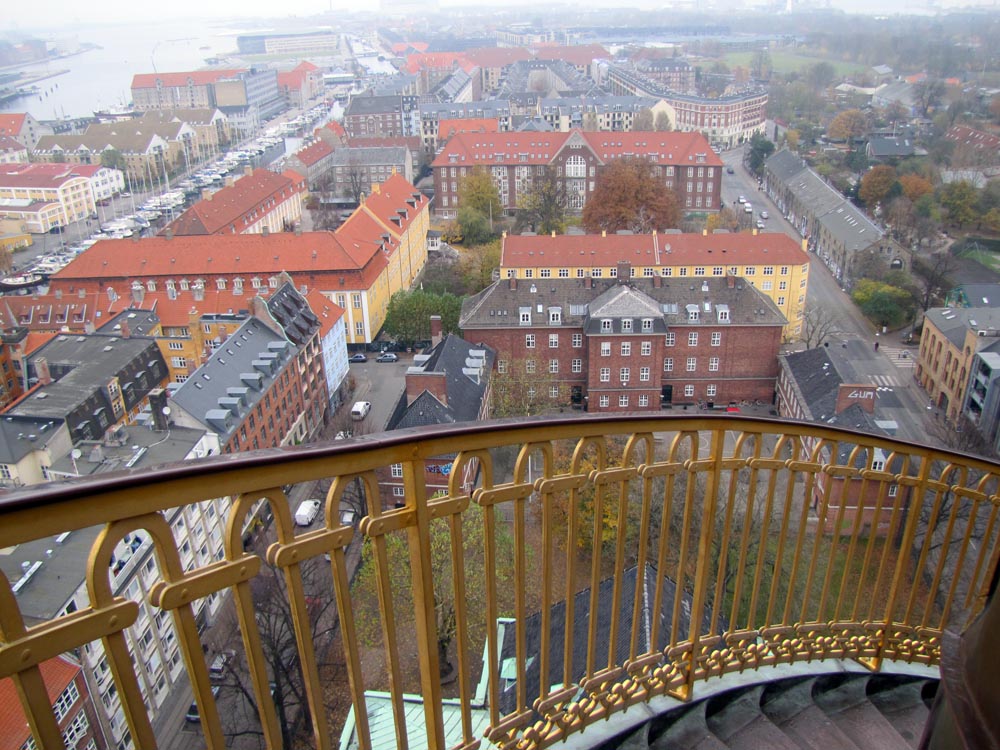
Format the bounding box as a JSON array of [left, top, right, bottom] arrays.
[[548, 308, 561, 324], [641, 319, 653, 331], [601, 319, 612, 332], [622, 319, 633, 332]]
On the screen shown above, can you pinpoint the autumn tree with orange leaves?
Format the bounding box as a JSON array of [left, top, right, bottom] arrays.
[[582, 158, 680, 234]]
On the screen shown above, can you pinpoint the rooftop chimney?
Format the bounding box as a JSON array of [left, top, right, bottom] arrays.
[[148, 388, 170, 431], [727, 273, 736, 288], [244, 165, 253, 177], [508, 276, 517, 291], [120, 319, 131, 338], [164, 228, 174, 240], [202, 188, 213, 201], [835, 384, 876, 415], [35, 357, 52, 386], [430, 314, 443, 347], [617, 261, 631, 283]]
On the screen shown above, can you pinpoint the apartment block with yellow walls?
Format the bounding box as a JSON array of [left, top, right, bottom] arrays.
[[498, 230, 809, 341]]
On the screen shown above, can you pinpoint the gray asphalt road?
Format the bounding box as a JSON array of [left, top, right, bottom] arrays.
[[719, 146, 936, 444]]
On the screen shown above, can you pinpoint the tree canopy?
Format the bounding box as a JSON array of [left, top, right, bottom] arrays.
[[746, 134, 776, 175], [582, 158, 680, 234], [382, 290, 463, 344], [514, 166, 567, 235], [851, 278, 916, 328], [455, 169, 502, 245], [458, 168, 502, 218], [859, 165, 898, 209], [827, 109, 868, 143], [632, 108, 655, 131]]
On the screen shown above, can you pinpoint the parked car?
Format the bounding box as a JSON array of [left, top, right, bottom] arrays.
[[376, 352, 399, 363], [738, 195, 746, 204], [209, 651, 234, 682], [760, 210, 768, 219], [756, 221, 766, 229], [294, 499, 322, 526], [348, 353, 367, 363], [185, 685, 222, 722], [726, 166, 735, 174], [351, 401, 372, 420]]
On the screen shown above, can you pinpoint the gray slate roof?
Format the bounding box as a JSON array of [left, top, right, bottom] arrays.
[[764, 149, 809, 184], [781, 346, 844, 422], [12, 333, 168, 442], [169, 317, 293, 440], [0, 415, 64, 465], [330, 146, 408, 167], [388, 334, 495, 429], [816, 201, 884, 252], [868, 136, 915, 158], [345, 95, 410, 117], [925, 306, 1000, 347], [461, 277, 786, 332]]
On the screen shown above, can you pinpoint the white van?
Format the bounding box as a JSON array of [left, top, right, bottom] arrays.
[[294, 499, 321, 526], [351, 401, 371, 420]]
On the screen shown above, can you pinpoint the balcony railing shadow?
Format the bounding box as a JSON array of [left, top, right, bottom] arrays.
[[1, 414, 998, 750]]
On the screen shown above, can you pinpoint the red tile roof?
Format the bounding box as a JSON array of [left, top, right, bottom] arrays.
[[359, 172, 429, 237], [945, 124, 1000, 151], [292, 139, 333, 167], [0, 163, 102, 179], [404, 52, 471, 75], [0, 293, 102, 331], [437, 118, 499, 141], [131, 69, 245, 89], [0, 163, 91, 188], [432, 130, 721, 168], [165, 169, 304, 236], [277, 62, 318, 90], [304, 288, 345, 338], [322, 121, 347, 139], [0, 656, 81, 750], [0, 113, 27, 138], [0, 135, 27, 153], [500, 231, 809, 268], [106, 289, 262, 326], [47, 175, 425, 298], [53, 232, 372, 281]]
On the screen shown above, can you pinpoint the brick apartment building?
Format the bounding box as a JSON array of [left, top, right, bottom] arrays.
[[461, 268, 784, 411], [498, 230, 810, 342], [432, 129, 723, 218], [0, 655, 105, 750]]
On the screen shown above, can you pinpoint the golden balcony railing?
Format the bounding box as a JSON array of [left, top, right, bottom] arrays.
[[2, 414, 999, 750]]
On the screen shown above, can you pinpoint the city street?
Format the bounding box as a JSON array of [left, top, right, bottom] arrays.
[[718, 146, 935, 443]]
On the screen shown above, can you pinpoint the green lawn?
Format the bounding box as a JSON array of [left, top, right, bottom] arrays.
[[722, 50, 868, 78], [952, 237, 1000, 273]]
